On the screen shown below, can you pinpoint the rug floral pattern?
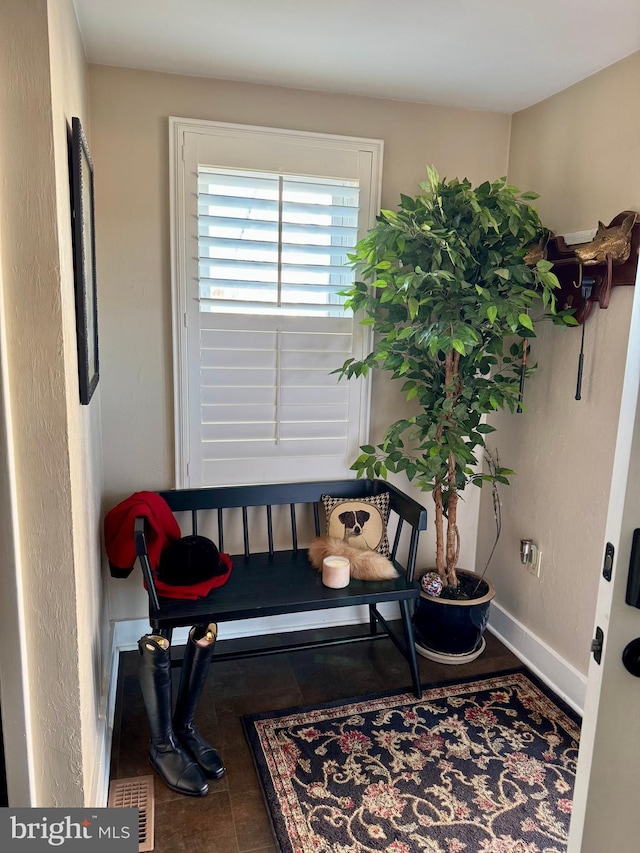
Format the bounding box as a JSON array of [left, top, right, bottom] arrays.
[[243, 672, 580, 853]]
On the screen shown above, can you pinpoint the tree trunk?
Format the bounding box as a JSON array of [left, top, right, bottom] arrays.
[[431, 348, 462, 588], [445, 481, 459, 588], [433, 486, 444, 579]]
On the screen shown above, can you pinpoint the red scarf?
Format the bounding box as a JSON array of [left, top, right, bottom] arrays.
[[105, 491, 181, 577]]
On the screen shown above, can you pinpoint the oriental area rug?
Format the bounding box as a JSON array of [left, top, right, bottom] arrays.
[[242, 670, 580, 853]]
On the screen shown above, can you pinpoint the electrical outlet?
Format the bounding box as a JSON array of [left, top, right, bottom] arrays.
[[528, 550, 542, 577]]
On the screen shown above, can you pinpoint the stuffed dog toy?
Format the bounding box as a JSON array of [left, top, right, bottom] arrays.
[[307, 535, 398, 581]]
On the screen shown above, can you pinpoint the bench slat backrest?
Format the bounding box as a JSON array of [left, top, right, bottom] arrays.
[[153, 479, 427, 569], [158, 480, 426, 524]]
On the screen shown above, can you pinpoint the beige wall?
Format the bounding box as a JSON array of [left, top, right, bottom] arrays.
[[476, 52, 640, 675], [89, 65, 511, 621], [0, 0, 105, 806], [47, 0, 107, 805]]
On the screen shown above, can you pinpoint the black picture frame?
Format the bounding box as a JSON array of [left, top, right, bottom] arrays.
[[70, 116, 99, 405]]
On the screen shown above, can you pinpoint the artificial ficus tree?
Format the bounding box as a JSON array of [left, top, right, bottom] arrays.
[[337, 168, 575, 592]]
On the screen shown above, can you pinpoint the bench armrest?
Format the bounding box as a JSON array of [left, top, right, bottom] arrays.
[[383, 481, 428, 531], [134, 516, 161, 613], [374, 482, 426, 582]]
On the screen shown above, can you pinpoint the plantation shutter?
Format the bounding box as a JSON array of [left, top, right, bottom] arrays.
[[172, 119, 383, 487]]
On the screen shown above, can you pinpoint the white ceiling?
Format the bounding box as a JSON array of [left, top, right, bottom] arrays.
[[73, 0, 640, 113]]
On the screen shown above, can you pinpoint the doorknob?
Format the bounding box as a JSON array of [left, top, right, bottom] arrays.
[[622, 638, 640, 677]]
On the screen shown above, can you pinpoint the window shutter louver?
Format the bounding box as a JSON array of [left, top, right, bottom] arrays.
[[197, 169, 359, 316], [198, 314, 358, 487]]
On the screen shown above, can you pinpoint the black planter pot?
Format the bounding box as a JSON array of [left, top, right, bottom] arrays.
[[413, 569, 495, 663]]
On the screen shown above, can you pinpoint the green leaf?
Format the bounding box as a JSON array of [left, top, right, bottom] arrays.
[[540, 271, 560, 289], [487, 305, 498, 324], [536, 259, 554, 273], [452, 339, 466, 355], [360, 445, 376, 454], [352, 454, 370, 468], [425, 164, 440, 190], [518, 313, 534, 332]]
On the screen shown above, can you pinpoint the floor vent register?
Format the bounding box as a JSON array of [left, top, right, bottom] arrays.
[[108, 774, 155, 852]]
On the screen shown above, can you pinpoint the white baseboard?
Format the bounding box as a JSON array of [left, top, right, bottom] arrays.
[[89, 623, 120, 807], [488, 600, 587, 716], [87, 716, 112, 807]]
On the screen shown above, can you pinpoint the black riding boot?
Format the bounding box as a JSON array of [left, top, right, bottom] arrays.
[[137, 634, 209, 797], [173, 623, 225, 779]]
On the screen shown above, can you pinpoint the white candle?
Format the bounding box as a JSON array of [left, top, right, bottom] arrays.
[[322, 555, 350, 588]]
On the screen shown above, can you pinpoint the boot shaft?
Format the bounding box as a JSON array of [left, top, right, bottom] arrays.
[[138, 634, 174, 744], [173, 623, 217, 728]]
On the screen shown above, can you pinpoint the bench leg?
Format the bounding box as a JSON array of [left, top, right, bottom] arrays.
[[369, 604, 377, 635], [157, 627, 173, 644], [399, 599, 422, 699]]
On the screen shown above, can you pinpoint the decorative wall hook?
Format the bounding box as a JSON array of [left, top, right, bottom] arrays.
[[547, 211, 639, 325], [532, 211, 640, 401]]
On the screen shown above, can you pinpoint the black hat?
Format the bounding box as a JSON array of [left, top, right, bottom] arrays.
[[158, 535, 226, 586]]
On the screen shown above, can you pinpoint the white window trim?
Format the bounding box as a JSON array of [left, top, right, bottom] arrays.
[[169, 117, 383, 488]]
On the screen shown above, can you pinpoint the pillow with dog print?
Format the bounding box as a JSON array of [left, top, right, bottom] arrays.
[[321, 493, 391, 557]]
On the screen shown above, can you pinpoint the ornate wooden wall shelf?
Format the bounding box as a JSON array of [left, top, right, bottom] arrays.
[[546, 211, 639, 325]]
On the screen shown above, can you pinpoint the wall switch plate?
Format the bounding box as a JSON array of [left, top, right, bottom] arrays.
[[528, 550, 542, 577]]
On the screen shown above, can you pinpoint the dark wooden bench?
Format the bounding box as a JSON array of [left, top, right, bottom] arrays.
[[134, 479, 427, 697]]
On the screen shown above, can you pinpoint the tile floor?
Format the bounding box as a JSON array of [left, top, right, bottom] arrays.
[[109, 624, 522, 853]]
